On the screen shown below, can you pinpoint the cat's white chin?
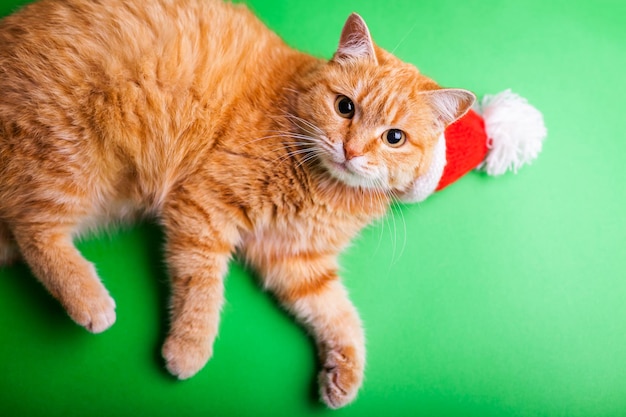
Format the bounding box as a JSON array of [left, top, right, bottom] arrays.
[[324, 160, 382, 190]]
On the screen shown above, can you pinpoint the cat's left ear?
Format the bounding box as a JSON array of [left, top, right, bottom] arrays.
[[422, 89, 476, 128], [332, 13, 378, 64]]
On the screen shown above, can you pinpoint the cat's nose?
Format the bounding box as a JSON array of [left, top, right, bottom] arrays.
[[343, 144, 360, 161]]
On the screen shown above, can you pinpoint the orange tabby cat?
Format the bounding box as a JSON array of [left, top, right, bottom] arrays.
[[0, 0, 473, 408]]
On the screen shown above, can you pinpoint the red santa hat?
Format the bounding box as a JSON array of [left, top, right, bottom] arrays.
[[398, 90, 547, 203]]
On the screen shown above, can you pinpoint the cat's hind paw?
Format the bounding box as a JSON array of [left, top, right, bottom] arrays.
[[318, 346, 363, 409], [162, 335, 212, 380]]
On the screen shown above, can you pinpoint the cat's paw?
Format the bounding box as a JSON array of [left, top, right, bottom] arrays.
[[162, 335, 212, 380], [319, 346, 364, 409], [64, 283, 116, 334]]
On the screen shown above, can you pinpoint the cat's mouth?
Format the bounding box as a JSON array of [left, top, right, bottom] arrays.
[[330, 161, 350, 173], [323, 156, 355, 177], [322, 157, 372, 188]]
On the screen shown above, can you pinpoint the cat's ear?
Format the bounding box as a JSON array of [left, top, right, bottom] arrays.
[[422, 89, 476, 128], [332, 13, 378, 64]]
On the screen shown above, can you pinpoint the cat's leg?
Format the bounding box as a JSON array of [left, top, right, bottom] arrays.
[[10, 223, 116, 333], [160, 190, 239, 379], [0, 222, 20, 265], [260, 258, 365, 409]]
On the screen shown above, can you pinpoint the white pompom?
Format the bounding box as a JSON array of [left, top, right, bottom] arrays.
[[477, 89, 547, 176]]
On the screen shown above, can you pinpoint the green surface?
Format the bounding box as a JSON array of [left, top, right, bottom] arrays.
[[1, 0, 625, 416]]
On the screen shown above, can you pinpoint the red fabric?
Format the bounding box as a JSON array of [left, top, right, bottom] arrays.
[[436, 109, 489, 191]]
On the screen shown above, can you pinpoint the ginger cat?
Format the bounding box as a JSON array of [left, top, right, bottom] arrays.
[[0, 0, 474, 408]]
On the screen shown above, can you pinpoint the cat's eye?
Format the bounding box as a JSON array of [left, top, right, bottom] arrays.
[[382, 129, 406, 147], [334, 95, 355, 119]]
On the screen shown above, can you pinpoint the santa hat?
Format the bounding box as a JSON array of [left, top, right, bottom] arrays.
[[398, 90, 547, 203]]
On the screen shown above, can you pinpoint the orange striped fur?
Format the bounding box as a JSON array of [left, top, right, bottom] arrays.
[[0, 0, 473, 408]]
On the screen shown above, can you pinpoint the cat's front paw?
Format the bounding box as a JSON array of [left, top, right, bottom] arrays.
[[64, 283, 116, 334], [319, 346, 364, 409], [162, 335, 213, 380]]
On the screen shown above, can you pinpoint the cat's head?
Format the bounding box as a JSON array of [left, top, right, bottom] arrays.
[[293, 13, 474, 196]]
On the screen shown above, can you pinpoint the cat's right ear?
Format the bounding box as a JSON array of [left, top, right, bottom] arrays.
[[332, 13, 378, 64], [422, 89, 476, 129]]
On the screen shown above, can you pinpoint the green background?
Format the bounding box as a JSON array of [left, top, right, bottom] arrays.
[[1, 0, 625, 416]]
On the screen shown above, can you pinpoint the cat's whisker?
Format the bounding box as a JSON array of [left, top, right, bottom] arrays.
[[261, 129, 325, 148], [266, 113, 317, 136], [244, 131, 323, 160], [242, 131, 319, 147], [263, 127, 318, 138], [283, 113, 323, 133], [240, 134, 294, 147], [253, 127, 327, 167], [374, 178, 394, 265], [272, 145, 321, 167], [295, 155, 318, 170], [315, 141, 335, 157], [381, 185, 408, 267], [376, 185, 390, 243], [369, 177, 396, 266], [262, 118, 334, 165], [272, 146, 315, 163], [368, 179, 388, 257], [282, 112, 325, 136], [391, 203, 407, 268], [382, 181, 398, 266], [295, 149, 326, 170], [268, 138, 312, 150], [264, 143, 317, 156], [390, 20, 418, 55]]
